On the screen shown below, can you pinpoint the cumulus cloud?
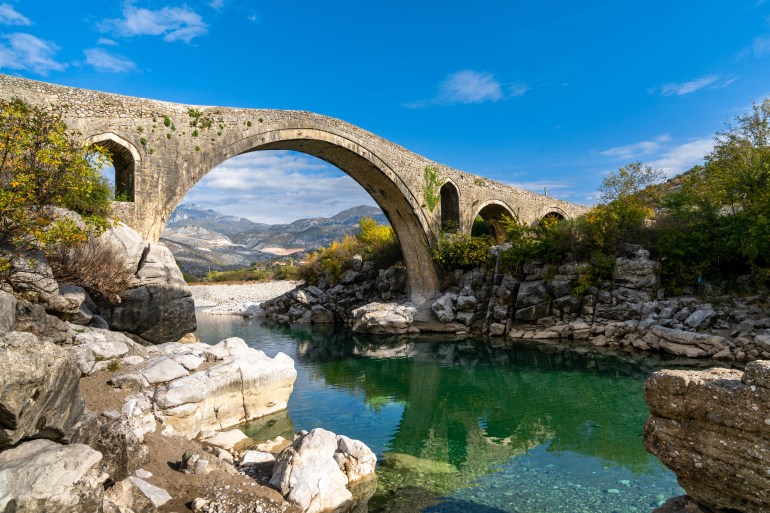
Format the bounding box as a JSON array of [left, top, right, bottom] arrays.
[[600, 134, 671, 159], [655, 75, 730, 96], [84, 48, 136, 73], [100, 1, 207, 43], [648, 137, 714, 176], [406, 70, 528, 108], [180, 151, 379, 224], [0, 3, 30, 25], [0, 33, 66, 75], [97, 37, 118, 46]]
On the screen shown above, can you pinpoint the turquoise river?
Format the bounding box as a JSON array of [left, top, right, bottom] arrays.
[[195, 313, 685, 513]]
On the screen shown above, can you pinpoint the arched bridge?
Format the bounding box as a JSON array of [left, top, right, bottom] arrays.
[[0, 74, 587, 300]]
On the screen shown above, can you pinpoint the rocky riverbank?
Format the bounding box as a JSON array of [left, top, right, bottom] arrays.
[[263, 245, 770, 363], [191, 281, 301, 316]]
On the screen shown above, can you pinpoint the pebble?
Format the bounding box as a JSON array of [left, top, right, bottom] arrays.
[[190, 282, 300, 315]]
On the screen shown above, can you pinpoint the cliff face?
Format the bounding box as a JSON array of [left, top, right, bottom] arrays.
[[643, 361, 770, 513]]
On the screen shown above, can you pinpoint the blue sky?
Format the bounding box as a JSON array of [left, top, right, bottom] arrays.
[[2, 1, 770, 223]]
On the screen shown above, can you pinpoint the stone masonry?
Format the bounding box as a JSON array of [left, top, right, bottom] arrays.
[[0, 74, 587, 300]]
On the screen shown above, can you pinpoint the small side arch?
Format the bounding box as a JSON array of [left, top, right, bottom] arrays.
[[440, 179, 460, 232], [83, 133, 140, 202], [538, 206, 568, 223], [473, 200, 517, 241]]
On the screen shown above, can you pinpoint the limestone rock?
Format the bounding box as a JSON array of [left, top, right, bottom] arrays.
[[13, 298, 74, 345], [103, 477, 156, 513], [0, 439, 106, 513], [71, 326, 148, 375], [100, 224, 195, 343], [350, 302, 416, 335], [648, 325, 726, 358], [643, 362, 770, 512], [0, 290, 17, 335], [516, 281, 549, 309], [152, 339, 297, 437], [0, 332, 84, 448], [50, 284, 93, 325], [70, 409, 149, 483], [431, 293, 456, 323], [684, 307, 715, 330], [614, 254, 660, 290], [198, 429, 250, 452], [270, 428, 376, 513]]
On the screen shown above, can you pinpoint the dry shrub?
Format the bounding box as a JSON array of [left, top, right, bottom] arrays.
[[47, 236, 134, 303]]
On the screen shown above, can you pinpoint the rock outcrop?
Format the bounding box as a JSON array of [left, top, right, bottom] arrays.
[[100, 224, 196, 343], [643, 361, 770, 512], [262, 264, 408, 325], [108, 337, 297, 438], [0, 439, 106, 513], [270, 428, 376, 513], [0, 331, 84, 448]]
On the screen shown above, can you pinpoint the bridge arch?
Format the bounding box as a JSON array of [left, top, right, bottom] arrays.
[[440, 179, 460, 232], [162, 127, 439, 300], [84, 132, 140, 202], [538, 206, 568, 222], [473, 200, 517, 241]]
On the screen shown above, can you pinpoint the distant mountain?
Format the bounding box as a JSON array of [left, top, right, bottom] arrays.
[[166, 203, 268, 237], [160, 204, 388, 276]]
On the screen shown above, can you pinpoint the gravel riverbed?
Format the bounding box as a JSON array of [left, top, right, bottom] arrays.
[[190, 281, 300, 316]]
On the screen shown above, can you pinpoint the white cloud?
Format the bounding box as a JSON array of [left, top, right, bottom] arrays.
[[97, 37, 118, 46], [180, 151, 378, 224], [208, 0, 225, 9], [0, 33, 66, 75], [600, 134, 671, 159], [437, 70, 503, 104], [100, 1, 207, 43], [648, 137, 714, 176], [84, 48, 136, 73], [0, 3, 30, 25], [658, 75, 721, 96], [406, 70, 528, 108]]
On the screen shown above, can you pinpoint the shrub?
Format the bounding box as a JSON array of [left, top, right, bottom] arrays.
[[431, 233, 494, 271], [299, 217, 401, 285], [46, 236, 133, 303], [0, 98, 114, 272]]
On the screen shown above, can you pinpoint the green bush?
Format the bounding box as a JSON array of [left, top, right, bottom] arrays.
[[0, 98, 114, 273], [299, 217, 402, 285], [431, 233, 494, 271]]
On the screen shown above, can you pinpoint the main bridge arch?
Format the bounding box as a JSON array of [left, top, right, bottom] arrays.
[[165, 126, 439, 300]]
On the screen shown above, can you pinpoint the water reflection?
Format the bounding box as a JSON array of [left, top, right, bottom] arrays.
[[195, 315, 683, 513]]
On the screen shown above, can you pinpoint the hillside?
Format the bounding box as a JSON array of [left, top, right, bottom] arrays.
[[161, 204, 387, 276]]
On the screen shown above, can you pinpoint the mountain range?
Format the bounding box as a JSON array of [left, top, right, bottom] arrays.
[[160, 204, 387, 276]]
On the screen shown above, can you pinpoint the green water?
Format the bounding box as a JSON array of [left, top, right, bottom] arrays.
[[195, 314, 683, 512]]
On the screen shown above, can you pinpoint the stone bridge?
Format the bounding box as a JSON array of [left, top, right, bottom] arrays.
[[0, 74, 587, 300]]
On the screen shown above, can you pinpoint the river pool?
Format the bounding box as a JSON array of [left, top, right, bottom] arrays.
[[195, 314, 684, 513]]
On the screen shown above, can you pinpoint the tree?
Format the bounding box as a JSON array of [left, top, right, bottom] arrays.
[[0, 98, 113, 269]]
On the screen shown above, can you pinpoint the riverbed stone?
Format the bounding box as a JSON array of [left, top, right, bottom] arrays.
[[0, 439, 106, 513], [270, 428, 376, 513], [350, 302, 416, 335]]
